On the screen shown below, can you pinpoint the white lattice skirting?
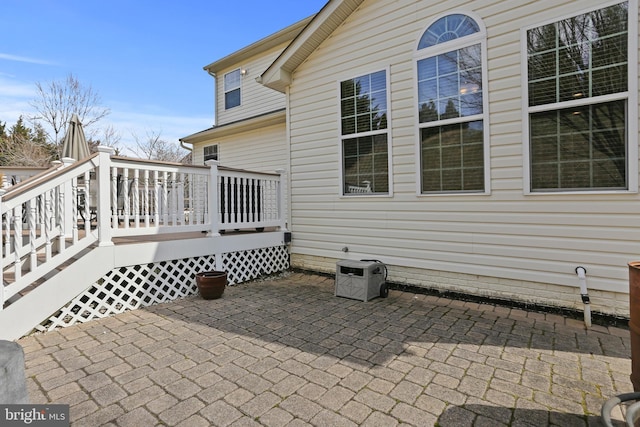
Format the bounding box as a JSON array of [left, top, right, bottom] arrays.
[[37, 245, 289, 332]]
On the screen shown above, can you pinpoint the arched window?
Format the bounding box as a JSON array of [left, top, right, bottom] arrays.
[[416, 13, 488, 194]]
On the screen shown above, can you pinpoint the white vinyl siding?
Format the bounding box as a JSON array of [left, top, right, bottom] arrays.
[[216, 43, 289, 126], [285, 0, 640, 311], [193, 124, 286, 173]]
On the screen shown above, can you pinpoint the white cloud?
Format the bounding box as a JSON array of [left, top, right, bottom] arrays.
[[0, 53, 55, 65], [0, 76, 37, 126]]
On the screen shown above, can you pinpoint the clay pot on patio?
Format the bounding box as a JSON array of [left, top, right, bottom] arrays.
[[195, 271, 227, 300]]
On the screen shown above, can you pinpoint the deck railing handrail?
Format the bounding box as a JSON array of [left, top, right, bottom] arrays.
[[1, 146, 286, 311]]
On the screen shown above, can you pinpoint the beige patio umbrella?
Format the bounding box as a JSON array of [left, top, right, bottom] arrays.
[[61, 114, 90, 161]]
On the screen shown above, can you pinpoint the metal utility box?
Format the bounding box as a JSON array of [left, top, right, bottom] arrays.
[[335, 260, 386, 302]]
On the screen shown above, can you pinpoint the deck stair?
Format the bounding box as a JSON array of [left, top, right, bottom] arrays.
[[1, 148, 289, 340]]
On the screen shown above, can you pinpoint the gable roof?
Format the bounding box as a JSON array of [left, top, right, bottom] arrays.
[[204, 15, 314, 75], [258, 0, 365, 93]]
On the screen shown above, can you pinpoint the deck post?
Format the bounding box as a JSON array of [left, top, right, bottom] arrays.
[[96, 146, 115, 246], [61, 157, 75, 239], [275, 169, 288, 231], [206, 160, 220, 237]]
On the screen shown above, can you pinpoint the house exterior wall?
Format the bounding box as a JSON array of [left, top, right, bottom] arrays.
[[192, 123, 287, 173], [286, 0, 639, 316], [215, 43, 288, 126]]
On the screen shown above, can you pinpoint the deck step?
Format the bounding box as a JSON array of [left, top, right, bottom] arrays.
[[2, 241, 98, 309]]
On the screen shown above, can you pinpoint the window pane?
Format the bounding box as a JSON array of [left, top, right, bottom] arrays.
[[418, 14, 480, 49], [528, 51, 557, 81], [224, 70, 241, 91], [530, 100, 626, 191], [370, 71, 386, 92], [372, 111, 387, 131], [527, 2, 628, 105], [418, 57, 437, 80], [438, 52, 457, 75], [341, 80, 355, 98], [529, 80, 557, 106], [419, 44, 483, 122], [341, 98, 355, 117], [225, 89, 240, 109], [343, 135, 389, 194], [356, 114, 371, 133], [342, 118, 356, 135], [420, 121, 484, 193], [340, 71, 388, 136]]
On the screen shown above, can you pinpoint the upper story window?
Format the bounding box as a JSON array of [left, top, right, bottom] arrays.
[[224, 69, 241, 110], [525, 2, 631, 192], [204, 144, 219, 163], [340, 70, 391, 195], [416, 14, 488, 194]]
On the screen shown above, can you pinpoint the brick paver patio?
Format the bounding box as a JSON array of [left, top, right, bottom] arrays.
[[18, 272, 633, 426]]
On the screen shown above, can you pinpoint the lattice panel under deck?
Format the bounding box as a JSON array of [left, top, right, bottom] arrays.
[[222, 245, 289, 284], [37, 245, 289, 332]]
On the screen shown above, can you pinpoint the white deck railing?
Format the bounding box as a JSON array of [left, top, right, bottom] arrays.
[[0, 146, 287, 310], [0, 166, 49, 189]]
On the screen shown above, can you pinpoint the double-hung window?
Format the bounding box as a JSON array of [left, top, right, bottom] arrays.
[[416, 13, 488, 194], [525, 2, 633, 192], [340, 70, 391, 195], [224, 69, 241, 110]]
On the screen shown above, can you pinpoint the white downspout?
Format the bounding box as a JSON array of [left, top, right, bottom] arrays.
[[575, 266, 591, 328]]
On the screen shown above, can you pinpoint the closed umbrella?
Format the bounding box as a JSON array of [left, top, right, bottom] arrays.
[[61, 114, 90, 161]]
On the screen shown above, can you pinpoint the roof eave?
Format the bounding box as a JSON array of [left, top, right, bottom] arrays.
[[260, 0, 365, 93], [204, 15, 314, 75], [181, 109, 286, 144]]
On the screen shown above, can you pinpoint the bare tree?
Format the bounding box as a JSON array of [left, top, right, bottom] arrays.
[[131, 130, 188, 163], [87, 124, 123, 155], [29, 73, 110, 155], [0, 118, 56, 166]]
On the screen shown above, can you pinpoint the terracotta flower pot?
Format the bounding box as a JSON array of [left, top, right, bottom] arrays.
[[195, 271, 227, 300]]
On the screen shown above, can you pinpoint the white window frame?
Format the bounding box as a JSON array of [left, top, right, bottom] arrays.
[[337, 66, 393, 197], [224, 68, 242, 110], [521, 0, 638, 195], [413, 11, 491, 196]]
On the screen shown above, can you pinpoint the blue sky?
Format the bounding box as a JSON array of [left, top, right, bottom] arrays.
[[1, 0, 326, 154]]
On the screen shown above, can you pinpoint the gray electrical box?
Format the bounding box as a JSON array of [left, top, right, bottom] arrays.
[[335, 260, 386, 302]]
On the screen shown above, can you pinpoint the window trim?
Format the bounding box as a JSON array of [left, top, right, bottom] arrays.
[[521, 0, 638, 195], [413, 10, 491, 196], [337, 66, 394, 197], [224, 68, 242, 110]]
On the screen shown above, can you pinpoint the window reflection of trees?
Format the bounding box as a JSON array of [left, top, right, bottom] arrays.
[[418, 45, 483, 123], [527, 2, 628, 189], [341, 71, 389, 194]]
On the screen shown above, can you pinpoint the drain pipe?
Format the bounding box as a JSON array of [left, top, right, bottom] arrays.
[[576, 266, 591, 328]]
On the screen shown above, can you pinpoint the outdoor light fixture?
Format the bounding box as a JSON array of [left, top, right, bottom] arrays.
[[241, 69, 247, 76]]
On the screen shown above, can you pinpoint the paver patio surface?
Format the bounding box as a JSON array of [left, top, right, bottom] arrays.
[[18, 272, 633, 426]]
